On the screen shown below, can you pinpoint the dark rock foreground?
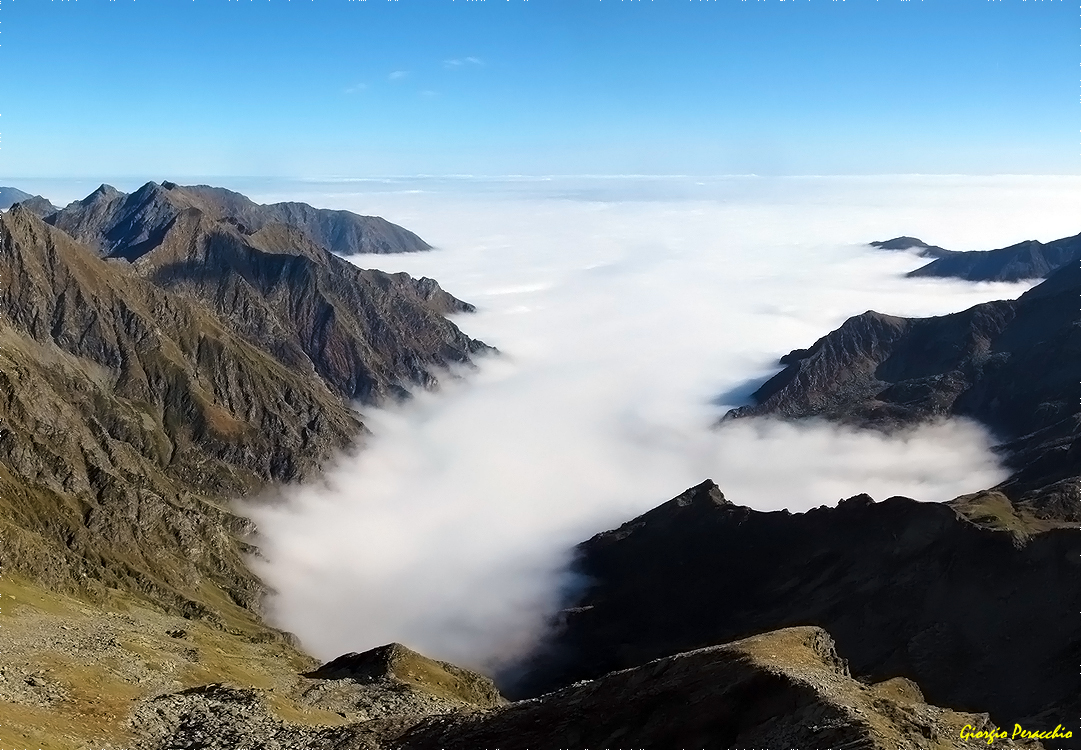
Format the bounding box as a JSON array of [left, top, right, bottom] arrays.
[[512, 481, 1080, 747]]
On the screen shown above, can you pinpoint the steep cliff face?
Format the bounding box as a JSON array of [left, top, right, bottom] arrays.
[[513, 481, 1081, 745], [727, 262, 1081, 519], [0, 206, 485, 620], [46, 181, 430, 259]]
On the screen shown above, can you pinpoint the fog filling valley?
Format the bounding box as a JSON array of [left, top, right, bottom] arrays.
[[239, 175, 1081, 675]]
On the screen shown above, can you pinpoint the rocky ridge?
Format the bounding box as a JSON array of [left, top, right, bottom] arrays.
[[872, 232, 1081, 282], [513, 480, 1080, 746]]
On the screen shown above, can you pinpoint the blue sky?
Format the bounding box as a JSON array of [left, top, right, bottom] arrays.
[[0, 0, 1075, 178]]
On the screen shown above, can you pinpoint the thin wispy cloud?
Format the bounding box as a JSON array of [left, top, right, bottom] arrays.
[[388, 70, 409, 81], [245, 175, 1081, 676], [343, 83, 368, 95], [420, 90, 439, 98], [443, 56, 483, 69]]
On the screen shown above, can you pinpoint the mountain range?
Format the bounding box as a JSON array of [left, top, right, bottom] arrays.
[[0, 191, 1075, 749], [43, 181, 431, 258]]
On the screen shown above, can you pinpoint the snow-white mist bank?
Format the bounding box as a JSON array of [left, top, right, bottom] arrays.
[[243, 175, 1079, 673]]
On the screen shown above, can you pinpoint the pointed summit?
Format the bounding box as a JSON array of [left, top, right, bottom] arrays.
[[86, 183, 122, 202]]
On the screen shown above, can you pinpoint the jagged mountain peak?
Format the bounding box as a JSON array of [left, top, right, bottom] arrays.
[[85, 182, 122, 201], [725, 257, 1081, 520]]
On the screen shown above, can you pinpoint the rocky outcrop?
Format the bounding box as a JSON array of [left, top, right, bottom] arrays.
[[130, 685, 386, 750], [0, 205, 485, 621], [305, 643, 506, 710], [904, 232, 1081, 281], [129, 645, 505, 750], [46, 181, 430, 258], [726, 262, 1081, 519], [513, 481, 1081, 746]]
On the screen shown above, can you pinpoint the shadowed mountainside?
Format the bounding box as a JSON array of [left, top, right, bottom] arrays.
[[726, 262, 1081, 520], [46, 181, 430, 259], [513, 480, 1081, 746]]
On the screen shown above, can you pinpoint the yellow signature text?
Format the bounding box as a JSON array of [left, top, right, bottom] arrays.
[[960, 723, 1073, 745]]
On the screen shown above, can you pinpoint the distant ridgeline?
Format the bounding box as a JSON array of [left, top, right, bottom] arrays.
[[44, 180, 432, 257], [0, 182, 487, 627], [872, 231, 1081, 282]]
